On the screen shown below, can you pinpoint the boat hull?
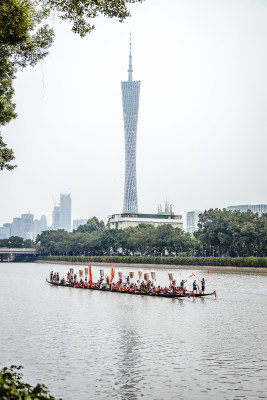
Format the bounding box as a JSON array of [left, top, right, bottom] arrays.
[[46, 279, 216, 298]]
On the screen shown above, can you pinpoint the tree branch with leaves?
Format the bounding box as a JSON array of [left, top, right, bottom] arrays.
[[0, 0, 144, 170]]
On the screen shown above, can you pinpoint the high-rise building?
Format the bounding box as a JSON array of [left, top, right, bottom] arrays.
[[11, 218, 24, 238], [1, 215, 47, 240], [21, 214, 34, 239], [73, 219, 88, 231], [40, 215, 48, 232], [1, 223, 11, 239], [121, 35, 140, 213], [52, 205, 61, 230], [227, 204, 267, 216], [186, 211, 203, 235], [60, 194, 71, 232], [52, 194, 72, 232], [0, 225, 10, 239], [33, 219, 41, 235]]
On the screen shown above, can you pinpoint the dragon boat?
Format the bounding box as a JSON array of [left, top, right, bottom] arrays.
[[46, 279, 216, 298]]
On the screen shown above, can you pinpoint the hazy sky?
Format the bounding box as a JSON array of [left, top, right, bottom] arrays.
[[1, 0, 267, 226]]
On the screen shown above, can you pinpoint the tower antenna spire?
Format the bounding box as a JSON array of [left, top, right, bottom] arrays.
[[128, 33, 133, 81]]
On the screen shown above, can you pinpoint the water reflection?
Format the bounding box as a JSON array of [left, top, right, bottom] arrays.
[[117, 326, 141, 400]]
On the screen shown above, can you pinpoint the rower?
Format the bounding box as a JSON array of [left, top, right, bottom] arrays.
[[193, 280, 198, 294], [180, 279, 187, 292], [200, 278, 205, 293]]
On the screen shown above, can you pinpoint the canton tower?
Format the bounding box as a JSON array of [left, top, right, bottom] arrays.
[[121, 35, 141, 214]]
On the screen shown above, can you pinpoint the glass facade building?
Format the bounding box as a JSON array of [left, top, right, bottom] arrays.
[[186, 211, 203, 235], [52, 194, 72, 232], [227, 204, 267, 216], [60, 194, 71, 232], [121, 37, 140, 213]]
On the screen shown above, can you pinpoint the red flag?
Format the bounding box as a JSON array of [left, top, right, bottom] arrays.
[[188, 273, 196, 278], [89, 263, 93, 283], [208, 270, 210, 274]]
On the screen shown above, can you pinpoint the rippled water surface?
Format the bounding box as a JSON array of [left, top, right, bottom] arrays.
[[0, 263, 267, 400]]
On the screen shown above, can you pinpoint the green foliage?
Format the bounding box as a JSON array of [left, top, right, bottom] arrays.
[[0, 0, 54, 170], [0, 0, 144, 170], [35, 211, 267, 259], [36, 230, 70, 254], [36, 221, 198, 256], [38, 255, 267, 268], [0, 135, 16, 170], [0, 236, 35, 248], [195, 209, 267, 257], [44, 0, 144, 37], [101, 228, 129, 254], [75, 216, 105, 233], [0, 365, 61, 399]]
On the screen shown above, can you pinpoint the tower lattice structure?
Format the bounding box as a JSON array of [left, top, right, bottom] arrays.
[[121, 36, 140, 213]]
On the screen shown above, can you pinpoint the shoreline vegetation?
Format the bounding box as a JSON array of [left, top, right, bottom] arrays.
[[36, 256, 267, 274], [0, 366, 60, 400]]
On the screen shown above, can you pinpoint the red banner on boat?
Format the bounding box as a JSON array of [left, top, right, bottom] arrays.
[[110, 264, 115, 283], [89, 263, 93, 283]]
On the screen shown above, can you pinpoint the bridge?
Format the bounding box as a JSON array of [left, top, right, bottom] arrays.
[[0, 248, 37, 262]]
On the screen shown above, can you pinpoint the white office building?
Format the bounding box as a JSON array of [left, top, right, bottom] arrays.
[[108, 212, 183, 230]]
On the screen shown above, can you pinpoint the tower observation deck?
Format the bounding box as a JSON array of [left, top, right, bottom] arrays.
[[121, 35, 140, 213]]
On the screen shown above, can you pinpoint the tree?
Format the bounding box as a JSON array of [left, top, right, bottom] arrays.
[[0, 236, 23, 248], [75, 216, 105, 233], [101, 228, 128, 255], [0, 135, 16, 170], [0, 0, 144, 170], [126, 224, 156, 255], [195, 209, 233, 256], [0, 0, 55, 169], [152, 224, 174, 256], [36, 229, 70, 255], [166, 228, 194, 256], [0, 365, 61, 399], [194, 208, 267, 257]]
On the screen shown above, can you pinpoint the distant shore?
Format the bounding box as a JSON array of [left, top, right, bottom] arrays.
[[35, 260, 267, 274]]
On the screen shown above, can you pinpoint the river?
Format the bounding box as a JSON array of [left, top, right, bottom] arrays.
[[0, 262, 266, 400]]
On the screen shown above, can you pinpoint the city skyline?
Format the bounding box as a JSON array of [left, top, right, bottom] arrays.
[[1, 0, 267, 226], [0, 193, 72, 239]]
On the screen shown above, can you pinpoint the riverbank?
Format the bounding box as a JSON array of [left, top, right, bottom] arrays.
[[35, 260, 267, 274]]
